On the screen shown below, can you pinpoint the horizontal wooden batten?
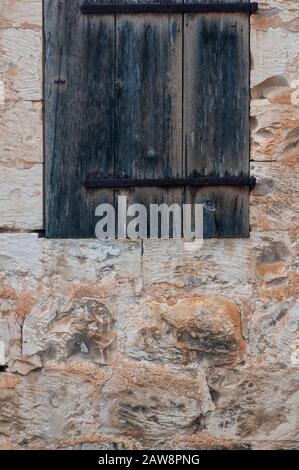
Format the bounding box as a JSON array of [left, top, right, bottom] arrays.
[[84, 176, 256, 189], [81, 3, 258, 15]]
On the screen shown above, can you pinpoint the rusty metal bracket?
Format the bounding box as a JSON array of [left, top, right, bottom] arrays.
[[81, 2, 258, 15]]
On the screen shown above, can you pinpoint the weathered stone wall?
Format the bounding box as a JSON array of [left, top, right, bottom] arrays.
[[0, 0, 298, 449]]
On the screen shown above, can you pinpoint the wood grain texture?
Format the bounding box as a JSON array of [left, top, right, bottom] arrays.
[[184, 12, 249, 177], [115, 12, 182, 179], [45, 0, 115, 237], [184, 9, 250, 236], [114, 2, 183, 237], [190, 0, 249, 3], [45, 0, 251, 237]]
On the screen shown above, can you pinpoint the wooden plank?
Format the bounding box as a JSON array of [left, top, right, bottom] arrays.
[[184, 8, 250, 237], [45, 0, 251, 238], [114, 1, 183, 238], [185, 187, 249, 237], [45, 0, 115, 237], [81, 3, 258, 14], [84, 176, 255, 188], [115, 10, 182, 179]]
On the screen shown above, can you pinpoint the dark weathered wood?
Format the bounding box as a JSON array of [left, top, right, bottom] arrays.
[[185, 187, 249, 237], [84, 176, 256, 188], [184, 13, 249, 177], [184, 8, 250, 237], [81, 3, 258, 14], [45, 0, 115, 237], [45, 0, 251, 238], [114, 1, 183, 237]]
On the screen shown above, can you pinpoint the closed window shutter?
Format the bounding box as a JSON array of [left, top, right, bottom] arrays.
[[45, 0, 252, 238]]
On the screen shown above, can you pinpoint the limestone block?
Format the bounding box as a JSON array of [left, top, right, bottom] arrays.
[[206, 368, 299, 442], [251, 97, 299, 162], [0, 234, 42, 278], [250, 162, 299, 232], [99, 361, 213, 443], [0, 1, 42, 30], [16, 367, 98, 443], [22, 297, 117, 365], [0, 315, 21, 366], [0, 373, 19, 443], [248, 299, 299, 367], [12, 354, 43, 376], [0, 165, 43, 229], [40, 238, 142, 284], [251, 1, 299, 86], [142, 239, 253, 295], [0, 100, 42, 167], [124, 296, 244, 367]]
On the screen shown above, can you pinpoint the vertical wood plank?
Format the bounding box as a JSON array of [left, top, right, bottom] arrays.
[[184, 7, 250, 237], [45, 0, 251, 238], [45, 0, 115, 237], [114, 2, 183, 238], [115, 9, 183, 179]]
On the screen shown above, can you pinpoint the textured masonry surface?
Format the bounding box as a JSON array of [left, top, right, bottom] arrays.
[[0, 0, 298, 449]]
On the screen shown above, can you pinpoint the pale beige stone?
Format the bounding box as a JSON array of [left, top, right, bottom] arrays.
[[125, 296, 244, 367], [206, 368, 299, 442], [251, 28, 299, 86], [1, 28, 42, 101], [99, 361, 213, 441], [0, 165, 43, 229], [251, 98, 299, 162], [0, 315, 21, 366], [0, 100, 43, 166], [0, 0, 298, 451], [16, 367, 98, 442], [12, 354, 43, 376], [251, 1, 299, 86], [0, 373, 19, 443], [250, 162, 299, 232], [248, 299, 299, 367], [0, 233, 42, 277], [22, 297, 117, 365], [0, 1, 42, 30], [142, 238, 254, 295], [0, 340, 5, 365]]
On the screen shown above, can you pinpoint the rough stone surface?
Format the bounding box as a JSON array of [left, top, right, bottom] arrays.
[[125, 295, 245, 367], [0, 0, 298, 450], [206, 368, 299, 442], [0, 0, 43, 230]]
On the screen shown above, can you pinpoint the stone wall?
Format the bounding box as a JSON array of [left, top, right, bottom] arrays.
[[0, 0, 298, 449]]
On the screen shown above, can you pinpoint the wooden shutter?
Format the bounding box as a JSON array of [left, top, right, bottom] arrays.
[[45, 0, 253, 238]]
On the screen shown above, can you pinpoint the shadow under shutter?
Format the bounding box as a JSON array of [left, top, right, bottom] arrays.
[[45, 0, 254, 238]]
